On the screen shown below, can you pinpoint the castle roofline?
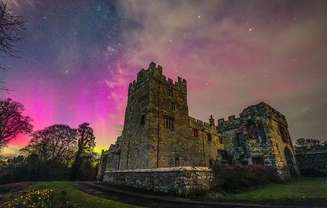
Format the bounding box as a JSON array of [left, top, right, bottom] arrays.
[[128, 62, 187, 94], [217, 101, 287, 131], [188, 116, 215, 131], [241, 102, 286, 120]]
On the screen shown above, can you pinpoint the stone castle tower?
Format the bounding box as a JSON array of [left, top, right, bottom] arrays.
[[104, 62, 222, 171], [99, 62, 298, 180]]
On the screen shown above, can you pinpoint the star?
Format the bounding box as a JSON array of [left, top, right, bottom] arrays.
[[291, 58, 297, 63]]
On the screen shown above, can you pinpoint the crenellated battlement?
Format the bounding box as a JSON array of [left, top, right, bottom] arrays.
[[189, 116, 214, 131], [217, 115, 241, 131], [217, 102, 288, 132], [128, 62, 187, 95]]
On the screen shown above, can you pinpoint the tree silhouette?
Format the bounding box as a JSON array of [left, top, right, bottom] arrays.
[[0, 1, 24, 57], [0, 2, 24, 91], [24, 124, 78, 166], [1, 122, 98, 181], [71, 122, 96, 180], [0, 98, 33, 149]]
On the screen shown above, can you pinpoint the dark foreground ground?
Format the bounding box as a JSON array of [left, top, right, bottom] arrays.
[[0, 178, 326, 208]]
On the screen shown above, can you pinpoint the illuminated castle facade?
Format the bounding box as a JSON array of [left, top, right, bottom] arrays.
[[99, 62, 299, 180]]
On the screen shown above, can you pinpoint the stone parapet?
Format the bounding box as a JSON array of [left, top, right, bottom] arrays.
[[295, 151, 326, 176], [128, 62, 187, 95], [103, 167, 214, 196], [217, 116, 241, 132], [189, 116, 214, 131], [240, 102, 288, 127]]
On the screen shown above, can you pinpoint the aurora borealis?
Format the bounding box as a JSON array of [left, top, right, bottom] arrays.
[[1, 0, 326, 155]]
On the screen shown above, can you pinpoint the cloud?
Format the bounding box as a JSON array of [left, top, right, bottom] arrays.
[[117, 0, 326, 141], [2, 0, 325, 154]]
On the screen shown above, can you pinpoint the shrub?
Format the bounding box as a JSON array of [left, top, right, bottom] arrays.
[[2, 188, 78, 208], [213, 164, 277, 192]]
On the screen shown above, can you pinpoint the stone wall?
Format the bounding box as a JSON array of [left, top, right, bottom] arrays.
[[296, 151, 326, 176], [102, 167, 213, 196], [218, 102, 299, 179]]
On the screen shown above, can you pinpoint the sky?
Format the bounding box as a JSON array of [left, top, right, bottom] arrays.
[[0, 0, 326, 155]]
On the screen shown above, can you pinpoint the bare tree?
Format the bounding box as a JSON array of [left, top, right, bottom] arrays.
[[0, 2, 24, 92], [0, 98, 33, 149], [0, 1, 24, 57]]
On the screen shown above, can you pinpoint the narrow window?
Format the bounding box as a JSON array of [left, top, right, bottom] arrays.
[[175, 156, 180, 166], [235, 133, 241, 146], [207, 133, 212, 142], [209, 159, 214, 167], [164, 116, 174, 130], [168, 88, 173, 96], [140, 115, 145, 126], [171, 102, 176, 111], [192, 128, 198, 137]]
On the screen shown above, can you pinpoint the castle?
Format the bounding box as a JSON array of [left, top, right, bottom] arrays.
[[98, 62, 299, 194], [218, 102, 298, 177]]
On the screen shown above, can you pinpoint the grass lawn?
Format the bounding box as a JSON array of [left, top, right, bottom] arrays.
[[1, 178, 325, 207], [25, 181, 139, 208], [206, 177, 326, 205]]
